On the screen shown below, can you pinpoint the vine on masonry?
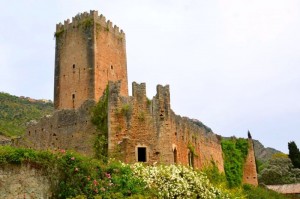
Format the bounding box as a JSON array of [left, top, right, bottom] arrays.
[[221, 138, 249, 188], [91, 86, 109, 162]]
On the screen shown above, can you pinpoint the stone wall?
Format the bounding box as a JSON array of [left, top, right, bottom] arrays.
[[0, 164, 55, 199], [17, 81, 259, 177], [107, 81, 224, 171], [54, 11, 128, 110], [242, 139, 258, 186], [16, 100, 97, 156]]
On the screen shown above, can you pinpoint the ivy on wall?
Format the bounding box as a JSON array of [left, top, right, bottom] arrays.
[[91, 87, 109, 162], [221, 138, 249, 188]]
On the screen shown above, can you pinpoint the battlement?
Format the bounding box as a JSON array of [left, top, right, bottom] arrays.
[[132, 82, 146, 100], [55, 10, 125, 37], [156, 84, 170, 102]]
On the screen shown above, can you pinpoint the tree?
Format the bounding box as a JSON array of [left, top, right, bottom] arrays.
[[259, 153, 300, 185], [288, 141, 300, 169]]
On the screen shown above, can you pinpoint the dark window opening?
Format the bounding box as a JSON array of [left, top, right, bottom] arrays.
[[111, 65, 113, 69], [73, 64, 75, 69], [188, 151, 194, 167], [28, 131, 31, 136], [174, 148, 178, 164], [72, 94, 75, 108], [138, 147, 147, 162]]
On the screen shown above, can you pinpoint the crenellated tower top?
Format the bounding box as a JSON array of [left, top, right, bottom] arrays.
[[54, 10, 128, 110], [55, 10, 125, 38]]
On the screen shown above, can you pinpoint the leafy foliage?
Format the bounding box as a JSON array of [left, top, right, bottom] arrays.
[[242, 184, 288, 199], [288, 141, 300, 169], [132, 163, 229, 199], [221, 138, 249, 188], [203, 161, 227, 186], [0, 146, 150, 199], [258, 153, 300, 185], [0, 146, 289, 199], [0, 92, 53, 137], [91, 87, 109, 161]]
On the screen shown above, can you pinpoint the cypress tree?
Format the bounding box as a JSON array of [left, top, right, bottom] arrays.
[[288, 141, 300, 169]]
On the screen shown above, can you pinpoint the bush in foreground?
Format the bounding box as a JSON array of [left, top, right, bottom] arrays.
[[0, 146, 290, 199]]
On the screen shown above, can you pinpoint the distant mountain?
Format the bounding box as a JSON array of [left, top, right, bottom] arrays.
[[253, 139, 283, 162], [0, 92, 53, 137]]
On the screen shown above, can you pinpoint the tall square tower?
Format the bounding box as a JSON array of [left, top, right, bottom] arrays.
[[54, 11, 128, 109]]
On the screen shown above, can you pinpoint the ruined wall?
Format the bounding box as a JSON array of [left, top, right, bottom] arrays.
[[16, 100, 97, 156], [54, 11, 128, 110], [107, 81, 224, 171], [0, 164, 54, 199], [242, 139, 258, 186]]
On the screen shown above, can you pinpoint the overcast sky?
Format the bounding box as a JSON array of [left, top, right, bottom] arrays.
[[0, 0, 299, 153]]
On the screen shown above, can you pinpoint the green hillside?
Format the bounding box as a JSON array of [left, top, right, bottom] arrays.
[[0, 92, 53, 137]]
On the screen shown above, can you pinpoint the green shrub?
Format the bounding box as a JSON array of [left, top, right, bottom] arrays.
[[0, 146, 151, 199], [203, 161, 227, 186], [243, 184, 287, 199], [1, 146, 289, 199], [132, 163, 229, 198], [259, 155, 300, 185]]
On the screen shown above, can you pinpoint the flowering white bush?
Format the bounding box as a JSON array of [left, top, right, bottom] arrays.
[[131, 163, 230, 199]]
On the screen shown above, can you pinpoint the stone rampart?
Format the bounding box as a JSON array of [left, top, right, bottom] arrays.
[[0, 164, 55, 199], [16, 100, 97, 156], [107, 81, 224, 171]]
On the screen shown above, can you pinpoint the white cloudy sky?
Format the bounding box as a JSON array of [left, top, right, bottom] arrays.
[[0, 0, 299, 153]]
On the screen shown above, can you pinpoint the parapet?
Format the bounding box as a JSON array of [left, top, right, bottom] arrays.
[[132, 82, 146, 101], [156, 84, 170, 102], [55, 10, 125, 37]]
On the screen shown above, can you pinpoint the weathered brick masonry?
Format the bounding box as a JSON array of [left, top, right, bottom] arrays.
[[242, 139, 258, 186], [107, 81, 224, 171], [17, 100, 97, 156], [54, 10, 128, 110]]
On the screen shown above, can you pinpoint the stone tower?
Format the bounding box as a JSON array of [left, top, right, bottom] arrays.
[[54, 11, 128, 109]]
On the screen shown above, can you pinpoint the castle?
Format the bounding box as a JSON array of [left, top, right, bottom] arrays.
[[17, 10, 257, 186]]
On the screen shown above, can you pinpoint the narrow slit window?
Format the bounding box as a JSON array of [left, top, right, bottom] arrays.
[[188, 151, 194, 167], [137, 147, 147, 162], [174, 148, 178, 163], [73, 64, 75, 69], [72, 94, 75, 108]]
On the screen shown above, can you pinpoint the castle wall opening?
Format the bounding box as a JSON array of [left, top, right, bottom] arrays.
[[137, 147, 147, 162]]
